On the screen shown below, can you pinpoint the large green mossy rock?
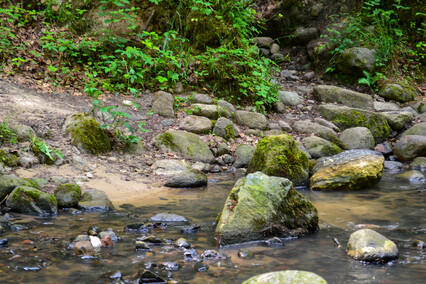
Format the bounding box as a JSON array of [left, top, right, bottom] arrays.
[[0, 175, 40, 201], [313, 85, 373, 110], [54, 183, 82, 208], [78, 189, 114, 212], [6, 186, 57, 216], [242, 270, 328, 284], [347, 229, 398, 262], [247, 134, 309, 186], [0, 149, 18, 167], [318, 105, 391, 143], [379, 84, 416, 103], [310, 150, 384, 191], [214, 172, 319, 246], [154, 130, 214, 163], [63, 112, 111, 155]]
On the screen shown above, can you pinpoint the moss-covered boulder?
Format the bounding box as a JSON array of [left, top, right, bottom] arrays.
[[78, 189, 115, 212], [63, 112, 111, 155], [54, 183, 82, 208], [337, 47, 376, 77], [154, 130, 214, 163], [242, 270, 328, 284], [247, 134, 309, 186], [401, 122, 426, 137], [0, 175, 40, 201], [310, 150, 384, 191], [6, 186, 57, 216], [214, 172, 319, 246], [0, 149, 18, 167], [313, 85, 374, 110], [379, 83, 416, 103], [347, 229, 398, 262], [380, 111, 414, 131], [212, 117, 238, 140], [410, 157, 426, 172], [302, 136, 342, 159], [318, 105, 391, 143]]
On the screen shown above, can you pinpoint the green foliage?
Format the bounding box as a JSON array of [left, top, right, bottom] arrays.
[[0, 121, 17, 145], [29, 133, 64, 163]]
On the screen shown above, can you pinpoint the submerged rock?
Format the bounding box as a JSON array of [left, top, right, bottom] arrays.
[[6, 186, 57, 216], [149, 213, 187, 223], [410, 157, 426, 172], [242, 270, 328, 284], [247, 134, 309, 186], [310, 150, 384, 191], [78, 189, 114, 212], [346, 229, 398, 262], [214, 172, 319, 246], [396, 170, 425, 183]]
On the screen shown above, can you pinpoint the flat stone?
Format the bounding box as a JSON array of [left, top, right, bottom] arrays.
[[191, 103, 231, 119], [179, 115, 212, 134], [374, 101, 400, 112], [340, 127, 375, 150], [242, 270, 327, 284], [293, 121, 343, 148], [380, 111, 413, 131], [313, 85, 373, 110], [234, 111, 268, 130], [278, 91, 303, 106], [149, 213, 187, 223], [193, 93, 212, 104]]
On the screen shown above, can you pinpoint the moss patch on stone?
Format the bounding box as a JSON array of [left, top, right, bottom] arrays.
[[0, 149, 18, 167]]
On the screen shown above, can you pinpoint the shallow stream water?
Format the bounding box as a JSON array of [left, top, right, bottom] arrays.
[[0, 171, 424, 284]]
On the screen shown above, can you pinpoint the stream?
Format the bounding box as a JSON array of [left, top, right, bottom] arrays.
[[0, 171, 424, 284]]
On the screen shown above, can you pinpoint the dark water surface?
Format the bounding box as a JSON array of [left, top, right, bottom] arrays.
[[0, 172, 424, 283]]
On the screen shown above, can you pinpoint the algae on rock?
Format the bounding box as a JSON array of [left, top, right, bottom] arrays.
[[247, 134, 309, 186]]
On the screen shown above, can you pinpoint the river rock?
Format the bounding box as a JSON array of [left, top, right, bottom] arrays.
[[149, 213, 187, 223], [337, 47, 376, 77], [213, 117, 238, 140], [314, 118, 340, 132], [340, 127, 375, 150], [400, 106, 419, 117], [384, 161, 403, 172], [242, 270, 328, 284], [346, 229, 398, 262], [302, 136, 341, 159], [78, 189, 114, 212], [217, 99, 236, 115], [17, 152, 39, 168], [380, 111, 413, 131], [410, 157, 426, 172], [63, 112, 111, 155], [313, 85, 374, 110], [401, 122, 426, 137], [318, 104, 391, 143], [6, 186, 57, 216], [252, 37, 274, 47], [217, 143, 230, 156], [413, 101, 426, 114], [193, 93, 212, 104], [310, 150, 384, 191], [54, 183, 82, 208], [247, 134, 309, 186], [214, 172, 319, 246], [74, 241, 95, 256], [374, 101, 400, 112], [234, 144, 255, 168], [153, 159, 188, 175], [293, 121, 344, 148], [179, 115, 212, 134], [278, 91, 303, 106], [396, 170, 425, 183], [0, 175, 40, 201], [152, 91, 174, 117], [155, 130, 214, 163], [164, 168, 207, 188], [379, 84, 416, 103], [278, 120, 292, 132], [294, 27, 319, 45], [393, 135, 426, 161], [191, 103, 231, 119], [270, 43, 280, 54], [234, 111, 268, 130]]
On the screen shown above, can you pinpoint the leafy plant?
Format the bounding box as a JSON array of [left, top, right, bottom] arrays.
[[0, 121, 17, 145], [29, 133, 64, 163]]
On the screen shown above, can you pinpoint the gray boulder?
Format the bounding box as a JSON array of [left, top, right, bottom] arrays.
[[252, 37, 274, 47], [78, 189, 115, 212], [380, 111, 413, 131], [242, 270, 327, 284], [384, 161, 403, 173], [401, 122, 426, 137], [214, 172, 319, 246], [164, 169, 207, 188], [294, 27, 320, 45], [310, 150, 384, 191], [318, 104, 391, 143], [374, 101, 400, 112], [217, 99, 236, 115], [54, 183, 82, 208], [6, 186, 57, 216], [0, 175, 40, 201], [191, 103, 231, 119], [213, 117, 238, 140], [278, 91, 303, 106], [347, 229, 398, 262], [302, 136, 342, 159], [379, 84, 416, 103], [293, 121, 344, 148], [314, 118, 340, 132], [234, 144, 255, 168], [152, 91, 174, 117], [153, 159, 189, 175], [193, 93, 212, 104], [340, 127, 375, 150], [149, 213, 187, 223], [396, 170, 425, 183], [234, 111, 268, 130], [393, 135, 426, 161], [313, 85, 373, 110], [155, 130, 214, 163], [410, 157, 426, 172], [413, 101, 426, 114], [179, 115, 212, 134], [337, 47, 376, 77], [17, 152, 39, 168]]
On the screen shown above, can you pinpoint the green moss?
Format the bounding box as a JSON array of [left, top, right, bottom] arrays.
[[0, 149, 18, 167], [69, 117, 111, 155], [158, 132, 175, 150], [57, 183, 81, 195], [224, 124, 236, 141]]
